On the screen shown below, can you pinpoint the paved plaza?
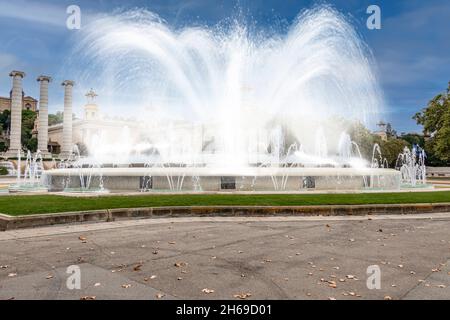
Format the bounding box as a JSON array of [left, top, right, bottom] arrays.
[[1, 214, 450, 300]]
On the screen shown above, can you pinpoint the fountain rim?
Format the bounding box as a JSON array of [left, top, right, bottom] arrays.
[[43, 167, 401, 177]]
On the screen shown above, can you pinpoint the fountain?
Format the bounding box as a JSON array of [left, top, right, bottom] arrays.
[[43, 6, 403, 192], [396, 145, 428, 188], [9, 150, 48, 193]]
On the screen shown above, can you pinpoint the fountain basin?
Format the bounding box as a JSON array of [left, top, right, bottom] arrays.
[[43, 167, 401, 192]]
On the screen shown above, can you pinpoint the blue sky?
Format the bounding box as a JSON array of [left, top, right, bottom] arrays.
[[0, 0, 449, 133]]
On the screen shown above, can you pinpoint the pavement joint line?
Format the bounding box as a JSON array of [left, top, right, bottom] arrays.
[[399, 257, 450, 300]]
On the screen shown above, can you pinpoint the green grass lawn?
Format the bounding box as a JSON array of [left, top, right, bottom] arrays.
[[0, 191, 449, 216]]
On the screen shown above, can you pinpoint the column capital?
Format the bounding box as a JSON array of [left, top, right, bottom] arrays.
[[61, 80, 75, 87], [37, 75, 52, 82], [9, 70, 26, 78]]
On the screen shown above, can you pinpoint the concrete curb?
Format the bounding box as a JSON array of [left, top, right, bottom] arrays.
[[1, 203, 450, 231]]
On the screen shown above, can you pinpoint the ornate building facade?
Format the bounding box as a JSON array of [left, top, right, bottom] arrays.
[[0, 93, 38, 113]]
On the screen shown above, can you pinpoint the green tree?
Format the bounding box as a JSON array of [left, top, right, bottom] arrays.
[[48, 111, 64, 126], [413, 82, 450, 165], [0, 110, 10, 133], [21, 109, 37, 151], [400, 133, 425, 147], [379, 138, 409, 168], [26, 137, 38, 153], [348, 121, 376, 160], [0, 167, 8, 175]]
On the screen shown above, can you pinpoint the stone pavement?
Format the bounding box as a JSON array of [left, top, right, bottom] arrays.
[[1, 214, 450, 300]]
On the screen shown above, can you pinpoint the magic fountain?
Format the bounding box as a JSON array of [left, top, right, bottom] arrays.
[[43, 6, 412, 192]]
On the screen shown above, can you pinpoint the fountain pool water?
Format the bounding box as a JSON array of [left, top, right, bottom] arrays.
[[43, 6, 405, 193]]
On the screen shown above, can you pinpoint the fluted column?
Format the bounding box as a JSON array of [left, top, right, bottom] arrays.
[[37, 76, 52, 158], [5, 71, 26, 158], [60, 80, 75, 159]]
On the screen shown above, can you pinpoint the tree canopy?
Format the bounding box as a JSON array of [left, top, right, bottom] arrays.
[[413, 82, 450, 165]]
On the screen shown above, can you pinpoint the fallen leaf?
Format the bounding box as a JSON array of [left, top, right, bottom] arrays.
[[328, 281, 337, 288], [121, 284, 131, 289], [80, 296, 96, 300], [202, 288, 215, 294], [174, 262, 187, 268], [233, 292, 252, 299]]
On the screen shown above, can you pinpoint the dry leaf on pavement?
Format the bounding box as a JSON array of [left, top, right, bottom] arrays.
[[202, 288, 215, 294], [234, 292, 252, 299]]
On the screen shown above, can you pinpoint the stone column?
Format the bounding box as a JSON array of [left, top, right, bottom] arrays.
[[60, 80, 75, 159], [37, 76, 52, 158], [5, 71, 26, 158]]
